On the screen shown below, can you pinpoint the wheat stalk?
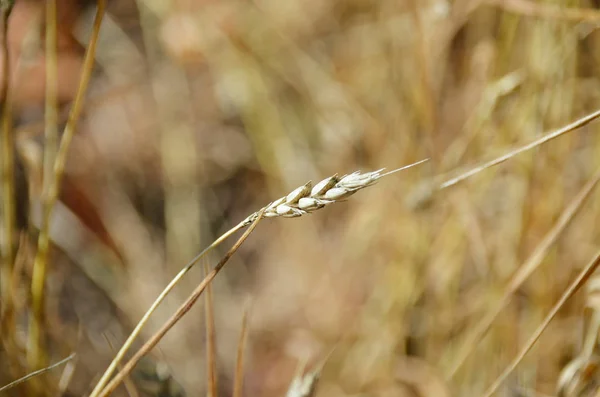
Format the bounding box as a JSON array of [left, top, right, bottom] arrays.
[[90, 159, 427, 397]]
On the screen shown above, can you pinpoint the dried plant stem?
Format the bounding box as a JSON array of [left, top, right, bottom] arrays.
[[438, 109, 600, 190], [487, 0, 600, 22], [43, 0, 59, 186], [27, 0, 105, 369], [0, 353, 76, 393], [102, 334, 140, 397], [205, 261, 218, 397], [0, 0, 14, 322], [447, 166, 600, 378], [482, 250, 600, 397], [88, 222, 244, 397], [57, 353, 77, 395], [232, 309, 250, 397], [96, 210, 266, 397]]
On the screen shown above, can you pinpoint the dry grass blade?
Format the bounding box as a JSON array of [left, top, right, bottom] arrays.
[[96, 209, 266, 397], [482, 250, 600, 397], [438, 109, 600, 190], [205, 261, 218, 397], [43, 0, 59, 188], [0, 0, 15, 331], [27, 0, 106, 369], [0, 353, 76, 393], [232, 308, 249, 397], [487, 0, 600, 22], [102, 334, 140, 397], [448, 166, 600, 377]]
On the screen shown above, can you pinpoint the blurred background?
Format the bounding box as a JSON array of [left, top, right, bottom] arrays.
[[2, 0, 600, 396]]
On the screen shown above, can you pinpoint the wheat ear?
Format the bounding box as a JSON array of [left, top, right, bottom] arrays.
[[242, 159, 429, 225]]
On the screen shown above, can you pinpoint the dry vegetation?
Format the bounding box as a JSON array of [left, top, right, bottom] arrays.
[[3, 0, 600, 396]]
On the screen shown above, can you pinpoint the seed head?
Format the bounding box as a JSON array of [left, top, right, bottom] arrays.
[[241, 160, 428, 226]]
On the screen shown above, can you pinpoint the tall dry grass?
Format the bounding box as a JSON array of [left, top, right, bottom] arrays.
[[3, 0, 600, 396]]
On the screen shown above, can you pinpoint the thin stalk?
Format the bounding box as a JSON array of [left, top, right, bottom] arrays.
[[88, 221, 246, 397], [205, 261, 218, 397], [438, 109, 600, 190], [27, 0, 105, 369], [447, 167, 600, 377], [0, 353, 76, 393], [0, 0, 14, 325], [96, 209, 265, 397], [43, 0, 59, 190], [487, 0, 600, 22], [232, 309, 250, 397], [102, 334, 140, 397], [482, 250, 600, 397]]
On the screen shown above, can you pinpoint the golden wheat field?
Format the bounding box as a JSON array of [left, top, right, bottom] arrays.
[[2, 0, 600, 396]]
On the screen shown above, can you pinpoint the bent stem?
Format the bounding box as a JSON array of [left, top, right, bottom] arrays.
[[96, 209, 266, 397], [88, 220, 246, 397]]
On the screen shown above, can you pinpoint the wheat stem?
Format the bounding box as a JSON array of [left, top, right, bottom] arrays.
[[96, 210, 266, 397], [88, 222, 244, 397], [90, 159, 427, 396]]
